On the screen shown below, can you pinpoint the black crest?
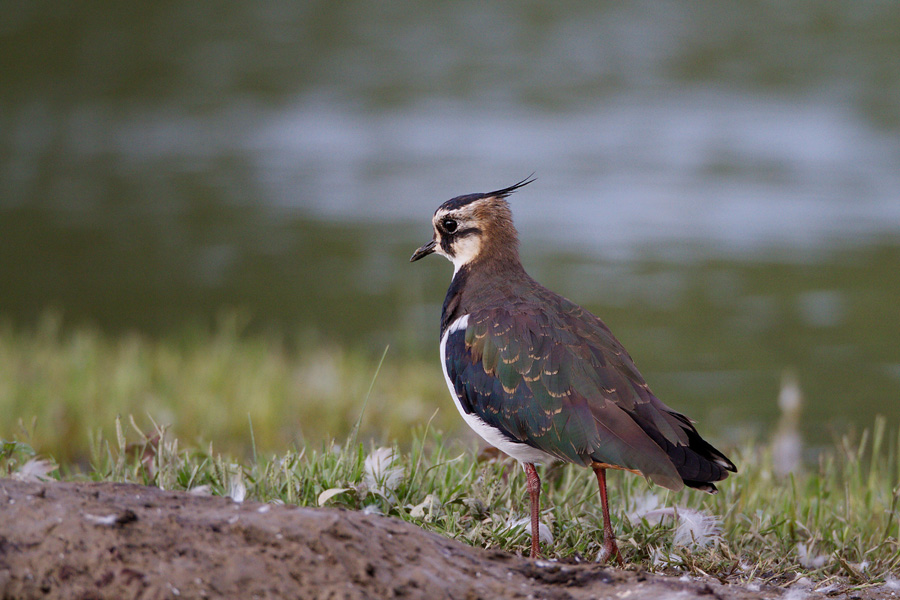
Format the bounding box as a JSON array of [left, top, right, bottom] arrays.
[[486, 174, 536, 199], [436, 175, 536, 214]]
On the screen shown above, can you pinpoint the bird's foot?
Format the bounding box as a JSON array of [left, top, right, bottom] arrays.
[[597, 537, 624, 567]]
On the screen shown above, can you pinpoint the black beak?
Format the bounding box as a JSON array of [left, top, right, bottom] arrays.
[[410, 239, 436, 262]]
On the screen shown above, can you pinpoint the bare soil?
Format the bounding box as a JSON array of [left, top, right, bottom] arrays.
[[0, 479, 895, 600]]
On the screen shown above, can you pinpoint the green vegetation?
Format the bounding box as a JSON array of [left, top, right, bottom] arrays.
[[1, 316, 898, 588], [3, 415, 898, 588], [0, 313, 454, 465]]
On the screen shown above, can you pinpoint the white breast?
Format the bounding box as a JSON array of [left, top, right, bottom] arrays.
[[439, 314, 556, 465]]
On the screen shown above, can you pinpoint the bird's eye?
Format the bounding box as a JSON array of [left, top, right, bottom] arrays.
[[441, 218, 458, 233]]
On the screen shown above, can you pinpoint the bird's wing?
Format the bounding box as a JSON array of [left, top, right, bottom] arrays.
[[445, 293, 703, 491]]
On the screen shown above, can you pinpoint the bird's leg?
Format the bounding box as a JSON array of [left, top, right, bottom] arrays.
[[593, 466, 624, 567], [524, 462, 542, 559]]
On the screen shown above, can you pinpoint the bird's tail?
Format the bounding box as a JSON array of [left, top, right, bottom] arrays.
[[638, 411, 737, 494]]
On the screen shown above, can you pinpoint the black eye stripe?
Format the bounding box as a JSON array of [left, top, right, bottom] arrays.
[[437, 216, 481, 239], [454, 227, 480, 237]]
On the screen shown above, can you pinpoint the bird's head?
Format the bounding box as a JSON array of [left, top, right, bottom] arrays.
[[410, 176, 534, 274]]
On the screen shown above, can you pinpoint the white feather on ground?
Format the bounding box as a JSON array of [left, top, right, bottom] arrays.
[[796, 542, 828, 569], [11, 458, 57, 482], [505, 517, 554, 544], [364, 447, 405, 502], [636, 507, 721, 547]]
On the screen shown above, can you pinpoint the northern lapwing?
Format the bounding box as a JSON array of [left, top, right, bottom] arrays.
[[410, 178, 736, 563]]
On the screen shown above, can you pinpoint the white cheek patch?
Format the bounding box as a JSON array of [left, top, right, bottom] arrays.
[[432, 208, 482, 274], [448, 235, 481, 275]]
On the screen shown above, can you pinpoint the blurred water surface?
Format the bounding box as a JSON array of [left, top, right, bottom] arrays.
[[2, 2, 899, 441]]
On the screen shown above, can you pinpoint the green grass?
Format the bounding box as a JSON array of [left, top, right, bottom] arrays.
[[1, 317, 899, 588], [0, 313, 455, 465], [4, 415, 899, 588]]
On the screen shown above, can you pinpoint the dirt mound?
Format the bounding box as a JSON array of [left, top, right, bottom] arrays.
[[0, 479, 886, 599]]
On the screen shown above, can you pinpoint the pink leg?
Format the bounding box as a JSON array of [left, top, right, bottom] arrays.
[[524, 462, 541, 559], [593, 467, 624, 567]]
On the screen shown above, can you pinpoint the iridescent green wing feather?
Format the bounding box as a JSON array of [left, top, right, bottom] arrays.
[[445, 290, 694, 491]]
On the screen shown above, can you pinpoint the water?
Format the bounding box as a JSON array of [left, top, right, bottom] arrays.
[[2, 2, 899, 441]]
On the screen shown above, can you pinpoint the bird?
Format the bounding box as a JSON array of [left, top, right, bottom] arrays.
[[410, 177, 737, 563]]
